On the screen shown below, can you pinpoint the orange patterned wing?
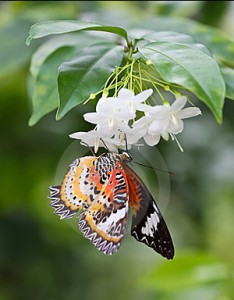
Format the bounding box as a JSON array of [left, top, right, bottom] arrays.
[[123, 163, 174, 260], [49, 156, 103, 219], [79, 153, 129, 255]]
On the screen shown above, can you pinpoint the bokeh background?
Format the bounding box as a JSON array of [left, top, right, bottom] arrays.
[[1, 1, 234, 300]]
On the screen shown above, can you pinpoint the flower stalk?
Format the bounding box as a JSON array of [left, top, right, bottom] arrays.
[[70, 54, 202, 152]]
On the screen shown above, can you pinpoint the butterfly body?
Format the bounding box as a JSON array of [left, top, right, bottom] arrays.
[[49, 152, 174, 259]]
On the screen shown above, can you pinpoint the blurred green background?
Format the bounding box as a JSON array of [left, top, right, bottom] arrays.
[[1, 1, 234, 300]]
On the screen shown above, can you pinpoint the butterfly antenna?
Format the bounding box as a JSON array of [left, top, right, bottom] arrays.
[[80, 141, 96, 156], [100, 138, 111, 152], [133, 161, 175, 175], [124, 133, 130, 154]]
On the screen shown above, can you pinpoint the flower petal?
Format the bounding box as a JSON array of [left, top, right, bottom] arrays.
[[96, 96, 117, 112], [96, 96, 107, 112], [118, 88, 134, 99], [132, 115, 151, 129], [171, 96, 187, 111], [69, 130, 102, 150], [148, 119, 169, 135], [116, 109, 135, 121], [69, 131, 87, 140], [167, 118, 184, 134], [134, 88, 153, 103], [178, 107, 202, 119], [84, 112, 105, 125], [97, 100, 115, 114], [144, 133, 161, 146], [136, 103, 153, 113], [115, 120, 132, 134], [128, 125, 146, 143], [149, 105, 170, 119], [100, 139, 119, 152]]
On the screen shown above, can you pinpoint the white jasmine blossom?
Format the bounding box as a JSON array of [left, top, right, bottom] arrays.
[[69, 130, 122, 153], [139, 96, 201, 146], [132, 114, 161, 146], [164, 96, 201, 135], [117, 88, 153, 114], [84, 97, 134, 135], [69, 130, 103, 153], [69, 89, 201, 152]]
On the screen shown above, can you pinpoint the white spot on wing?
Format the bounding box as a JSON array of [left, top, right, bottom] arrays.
[[151, 211, 160, 226], [152, 201, 159, 213], [97, 206, 128, 234], [141, 211, 160, 237]]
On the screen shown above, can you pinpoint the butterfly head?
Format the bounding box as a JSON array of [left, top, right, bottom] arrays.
[[120, 151, 132, 163]]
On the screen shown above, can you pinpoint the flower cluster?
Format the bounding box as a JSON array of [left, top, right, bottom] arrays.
[[70, 88, 201, 152]]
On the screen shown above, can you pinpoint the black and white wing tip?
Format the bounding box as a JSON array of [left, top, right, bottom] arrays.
[[131, 201, 174, 260]]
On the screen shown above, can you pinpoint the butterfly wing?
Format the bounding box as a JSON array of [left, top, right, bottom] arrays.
[[48, 156, 99, 219], [123, 164, 174, 259], [79, 156, 129, 255]]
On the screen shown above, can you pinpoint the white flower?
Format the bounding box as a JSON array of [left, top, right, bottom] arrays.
[[69, 128, 136, 153], [131, 96, 201, 147], [84, 97, 134, 136], [164, 96, 201, 135], [148, 96, 201, 137], [69, 130, 103, 153], [117, 88, 153, 114], [69, 130, 123, 153], [84, 88, 153, 133], [70, 89, 201, 152], [70, 87, 154, 151], [132, 114, 161, 146]]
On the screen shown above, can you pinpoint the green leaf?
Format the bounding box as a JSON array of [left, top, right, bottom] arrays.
[[30, 33, 98, 78], [139, 41, 225, 123], [29, 46, 78, 126], [136, 31, 211, 56], [26, 20, 129, 45], [132, 16, 234, 67], [57, 43, 124, 119], [220, 66, 234, 100], [29, 34, 102, 125]]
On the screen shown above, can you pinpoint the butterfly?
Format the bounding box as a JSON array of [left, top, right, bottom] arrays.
[[48, 151, 174, 259]]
